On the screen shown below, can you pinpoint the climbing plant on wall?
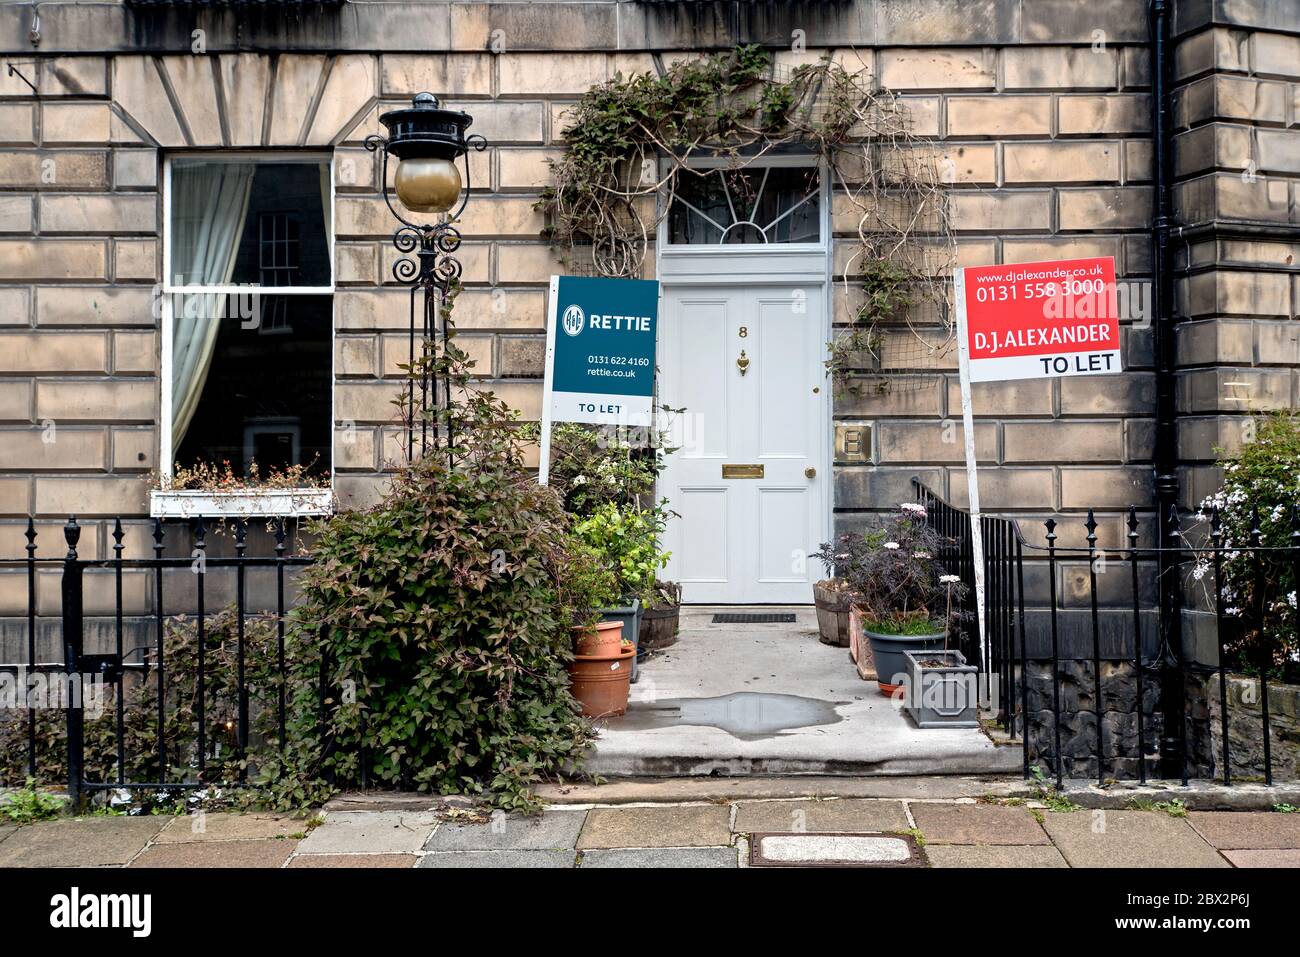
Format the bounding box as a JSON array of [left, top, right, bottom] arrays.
[[538, 45, 956, 386]]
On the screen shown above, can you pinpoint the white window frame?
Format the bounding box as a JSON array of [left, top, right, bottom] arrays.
[[154, 151, 336, 518], [658, 153, 828, 255]]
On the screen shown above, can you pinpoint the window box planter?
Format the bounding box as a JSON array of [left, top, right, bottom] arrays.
[[149, 488, 334, 519], [903, 649, 980, 729]]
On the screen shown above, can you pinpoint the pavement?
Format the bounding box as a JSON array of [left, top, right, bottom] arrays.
[[3, 787, 1298, 868], [587, 606, 1019, 776]]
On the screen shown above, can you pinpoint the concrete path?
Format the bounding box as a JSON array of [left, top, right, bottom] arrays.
[[3, 791, 1296, 868], [587, 606, 1019, 776]]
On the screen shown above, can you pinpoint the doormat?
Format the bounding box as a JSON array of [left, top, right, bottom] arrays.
[[748, 832, 926, 868], [711, 613, 796, 624]]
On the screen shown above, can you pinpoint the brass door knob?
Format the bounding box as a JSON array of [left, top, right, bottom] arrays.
[[805, 467, 816, 478], [736, 350, 750, 376]]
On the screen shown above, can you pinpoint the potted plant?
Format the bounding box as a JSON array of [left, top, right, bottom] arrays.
[[903, 648, 980, 728], [811, 542, 854, 648], [826, 503, 967, 696], [572, 502, 671, 684], [639, 580, 682, 652], [562, 538, 637, 718]]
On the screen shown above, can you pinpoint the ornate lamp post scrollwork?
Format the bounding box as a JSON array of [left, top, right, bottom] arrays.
[[364, 92, 487, 461]]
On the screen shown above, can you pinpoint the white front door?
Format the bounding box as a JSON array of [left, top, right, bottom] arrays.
[[659, 282, 828, 604]]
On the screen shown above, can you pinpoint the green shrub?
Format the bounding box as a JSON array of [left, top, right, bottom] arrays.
[[572, 502, 670, 607], [263, 389, 605, 812], [1199, 412, 1300, 682], [534, 421, 666, 515], [0, 779, 64, 823]]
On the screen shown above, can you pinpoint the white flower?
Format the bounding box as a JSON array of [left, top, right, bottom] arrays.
[[573, 474, 587, 486], [899, 502, 927, 516], [913, 552, 931, 559], [883, 542, 900, 550]]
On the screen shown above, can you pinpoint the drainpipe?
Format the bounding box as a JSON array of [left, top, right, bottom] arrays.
[[1149, 0, 1185, 780]]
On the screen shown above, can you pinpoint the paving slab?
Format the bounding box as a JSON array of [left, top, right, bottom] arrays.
[[155, 813, 309, 843], [590, 608, 1018, 777], [1222, 849, 1300, 868], [1041, 811, 1228, 868], [0, 825, 14, 844], [424, 809, 586, 851], [296, 811, 439, 855], [288, 853, 418, 868], [580, 847, 737, 868], [924, 844, 1068, 868], [909, 802, 1049, 845], [418, 849, 576, 868], [733, 799, 909, 834], [577, 805, 732, 849], [1187, 812, 1300, 850], [130, 839, 296, 868], [538, 775, 1027, 804], [0, 817, 165, 867]]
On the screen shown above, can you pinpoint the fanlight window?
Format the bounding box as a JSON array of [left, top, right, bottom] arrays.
[[667, 165, 821, 245]]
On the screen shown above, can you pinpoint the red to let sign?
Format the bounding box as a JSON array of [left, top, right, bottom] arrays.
[[954, 256, 1122, 383]]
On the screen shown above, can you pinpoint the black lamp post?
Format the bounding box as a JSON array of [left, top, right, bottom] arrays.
[[365, 92, 486, 460]]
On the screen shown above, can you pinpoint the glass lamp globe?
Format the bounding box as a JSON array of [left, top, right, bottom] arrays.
[[393, 155, 462, 214]]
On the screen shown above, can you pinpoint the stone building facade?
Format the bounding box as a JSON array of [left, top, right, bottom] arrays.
[[0, 0, 1296, 652]]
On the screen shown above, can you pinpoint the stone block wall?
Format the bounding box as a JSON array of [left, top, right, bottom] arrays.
[[0, 0, 1293, 634], [1170, 5, 1300, 518]]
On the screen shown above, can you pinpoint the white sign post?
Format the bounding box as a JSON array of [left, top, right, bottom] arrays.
[[953, 256, 1123, 671], [952, 276, 988, 667]]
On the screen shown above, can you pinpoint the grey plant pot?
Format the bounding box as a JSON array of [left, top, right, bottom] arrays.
[[864, 627, 946, 691], [903, 649, 980, 729], [600, 598, 642, 684]]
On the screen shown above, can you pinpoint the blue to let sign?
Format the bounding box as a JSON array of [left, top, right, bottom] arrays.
[[544, 275, 659, 426]]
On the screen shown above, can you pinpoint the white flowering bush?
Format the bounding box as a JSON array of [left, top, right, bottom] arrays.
[[1197, 413, 1299, 682], [814, 504, 967, 635]]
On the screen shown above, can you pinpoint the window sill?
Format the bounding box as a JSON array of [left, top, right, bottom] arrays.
[[149, 488, 334, 519]]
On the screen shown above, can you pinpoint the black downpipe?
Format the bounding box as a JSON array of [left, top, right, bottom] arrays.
[[1149, 0, 1185, 779]]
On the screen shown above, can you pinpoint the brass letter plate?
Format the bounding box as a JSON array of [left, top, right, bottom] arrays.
[[722, 463, 764, 479]]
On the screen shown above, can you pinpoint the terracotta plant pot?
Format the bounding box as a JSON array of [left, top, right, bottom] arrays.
[[572, 619, 625, 658], [814, 580, 853, 647], [568, 646, 636, 718], [847, 605, 877, 681]]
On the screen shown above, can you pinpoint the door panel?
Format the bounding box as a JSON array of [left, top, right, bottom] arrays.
[[660, 282, 827, 604]]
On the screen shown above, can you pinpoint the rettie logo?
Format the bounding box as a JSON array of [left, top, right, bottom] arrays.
[[561, 303, 585, 337], [49, 887, 151, 938]]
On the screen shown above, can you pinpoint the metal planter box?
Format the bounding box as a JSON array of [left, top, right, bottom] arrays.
[[903, 649, 980, 728]]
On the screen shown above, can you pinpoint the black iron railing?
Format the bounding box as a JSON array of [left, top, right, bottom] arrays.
[[912, 480, 1298, 788], [0, 516, 316, 805], [5, 495, 1297, 796]]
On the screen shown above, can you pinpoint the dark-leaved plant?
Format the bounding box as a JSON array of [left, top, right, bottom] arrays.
[[264, 314, 607, 812], [815, 504, 965, 636]]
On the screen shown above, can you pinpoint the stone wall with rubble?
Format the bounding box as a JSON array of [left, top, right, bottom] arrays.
[[1208, 674, 1300, 782], [1022, 659, 1218, 781], [0, 0, 1295, 638]]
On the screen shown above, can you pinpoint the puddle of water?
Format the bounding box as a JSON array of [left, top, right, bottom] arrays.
[[613, 691, 845, 741]]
